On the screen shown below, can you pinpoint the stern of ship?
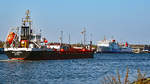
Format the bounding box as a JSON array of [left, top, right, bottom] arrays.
[[4, 48, 32, 60]]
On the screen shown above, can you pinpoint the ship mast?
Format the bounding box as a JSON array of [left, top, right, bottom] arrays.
[[68, 33, 71, 44], [23, 9, 32, 35], [81, 28, 86, 46], [20, 10, 32, 48], [60, 30, 63, 46]]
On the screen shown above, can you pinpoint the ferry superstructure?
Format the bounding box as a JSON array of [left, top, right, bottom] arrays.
[[97, 39, 132, 53]]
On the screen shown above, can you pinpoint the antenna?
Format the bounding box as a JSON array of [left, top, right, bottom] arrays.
[[40, 29, 42, 35], [111, 36, 114, 40], [60, 30, 63, 45], [26, 9, 30, 15], [104, 35, 106, 41], [68, 33, 71, 44], [90, 33, 92, 41], [24, 9, 31, 25], [90, 33, 93, 51], [81, 28, 86, 45]]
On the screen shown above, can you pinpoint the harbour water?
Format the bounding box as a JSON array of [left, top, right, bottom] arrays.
[[0, 53, 150, 84]]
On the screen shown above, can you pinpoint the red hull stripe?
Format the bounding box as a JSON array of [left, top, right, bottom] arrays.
[[11, 58, 25, 60]]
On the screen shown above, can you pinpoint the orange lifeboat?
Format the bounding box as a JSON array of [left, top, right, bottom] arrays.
[[6, 32, 16, 45]]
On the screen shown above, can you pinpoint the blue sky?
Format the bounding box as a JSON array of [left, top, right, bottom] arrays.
[[0, 0, 150, 44]]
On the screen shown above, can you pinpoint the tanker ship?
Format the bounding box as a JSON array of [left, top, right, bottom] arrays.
[[4, 10, 94, 60]]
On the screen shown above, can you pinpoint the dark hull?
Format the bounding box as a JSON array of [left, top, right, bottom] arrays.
[[5, 51, 94, 60], [0, 48, 4, 54], [0, 51, 4, 54]]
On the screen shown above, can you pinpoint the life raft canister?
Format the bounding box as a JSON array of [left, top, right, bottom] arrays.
[[60, 49, 64, 52], [125, 42, 128, 47], [44, 40, 48, 43], [6, 32, 16, 45], [82, 48, 86, 52]]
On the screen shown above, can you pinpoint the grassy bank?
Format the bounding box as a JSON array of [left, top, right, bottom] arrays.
[[101, 68, 150, 84]]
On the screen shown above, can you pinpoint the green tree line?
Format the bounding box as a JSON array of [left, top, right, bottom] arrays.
[[0, 41, 4, 48]]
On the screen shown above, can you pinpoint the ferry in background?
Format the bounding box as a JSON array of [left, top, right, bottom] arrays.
[[97, 39, 132, 53]]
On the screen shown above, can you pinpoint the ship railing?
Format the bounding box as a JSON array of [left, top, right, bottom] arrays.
[[32, 41, 41, 48]]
